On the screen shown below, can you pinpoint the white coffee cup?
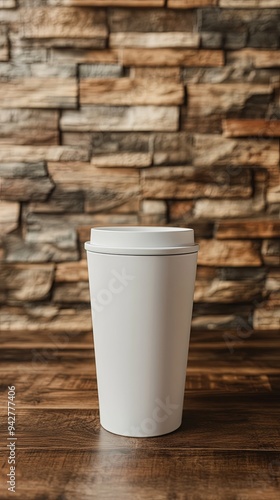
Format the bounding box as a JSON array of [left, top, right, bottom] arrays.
[[85, 226, 199, 437]]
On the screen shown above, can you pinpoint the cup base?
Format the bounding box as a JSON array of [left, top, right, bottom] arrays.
[[100, 421, 182, 438]]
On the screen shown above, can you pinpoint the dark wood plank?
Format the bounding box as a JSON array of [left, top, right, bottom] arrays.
[[189, 330, 280, 348], [0, 374, 273, 420], [1, 329, 278, 348], [1, 392, 279, 450], [0, 330, 93, 345], [186, 373, 272, 392], [0, 448, 279, 500], [0, 328, 274, 348], [0, 348, 94, 362], [0, 329, 279, 499]]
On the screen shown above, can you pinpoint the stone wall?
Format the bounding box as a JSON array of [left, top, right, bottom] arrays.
[[0, 0, 279, 333]]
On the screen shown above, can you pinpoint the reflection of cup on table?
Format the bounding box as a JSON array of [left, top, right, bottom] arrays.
[[85, 226, 199, 437]]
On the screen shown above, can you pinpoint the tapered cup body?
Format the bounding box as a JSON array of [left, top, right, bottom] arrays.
[[85, 227, 198, 437]]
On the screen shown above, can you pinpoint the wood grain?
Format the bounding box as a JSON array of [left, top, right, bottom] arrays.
[[1, 393, 280, 445], [0, 448, 279, 500], [0, 329, 279, 498]]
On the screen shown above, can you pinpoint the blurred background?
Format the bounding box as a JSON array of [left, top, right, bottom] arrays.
[[0, 0, 279, 336]]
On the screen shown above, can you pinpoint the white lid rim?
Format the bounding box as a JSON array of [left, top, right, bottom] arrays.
[[84, 241, 199, 256], [90, 226, 193, 232]]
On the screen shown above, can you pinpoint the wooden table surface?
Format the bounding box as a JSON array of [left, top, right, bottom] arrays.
[[1, 329, 280, 500]]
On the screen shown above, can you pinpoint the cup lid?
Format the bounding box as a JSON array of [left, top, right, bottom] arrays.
[[85, 226, 199, 255]]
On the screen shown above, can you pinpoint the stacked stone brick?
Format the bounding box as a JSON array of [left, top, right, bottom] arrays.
[[0, 0, 279, 333]]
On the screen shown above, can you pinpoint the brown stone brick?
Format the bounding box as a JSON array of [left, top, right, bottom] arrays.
[[223, 119, 280, 138], [48, 162, 140, 213], [110, 32, 200, 48], [169, 200, 193, 222], [80, 78, 184, 106], [121, 48, 224, 67], [153, 132, 192, 165], [0, 146, 89, 162], [61, 106, 179, 132], [91, 152, 152, 168], [55, 261, 88, 283], [51, 49, 118, 64], [181, 66, 280, 85], [0, 264, 54, 302], [194, 278, 263, 303], [131, 67, 180, 82], [108, 8, 195, 32], [253, 304, 280, 331], [0, 26, 8, 61], [79, 64, 123, 79], [140, 199, 167, 224], [169, 0, 217, 6], [0, 177, 54, 202], [50, 0, 164, 5], [0, 0, 16, 7], [0, 110, 59, 145], [0, 201, 20, 236], [21, 8, 107, 39], [216, 219, 280, 239], [53, 282, 90, 303], [0, 78, 77, 109], [142, 166, 252, 199], [182, 112, 222, 134], [0, 305, 91, 332], [193, 135, 279, 167], [200, 8, 279, 33], [227, 49, 280, 68], [187, 83, 272, 117], [197, 239, 262, 267], [220, 1, 280, 6]]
